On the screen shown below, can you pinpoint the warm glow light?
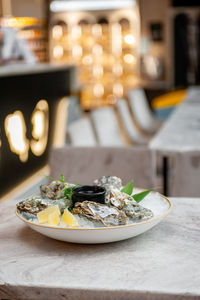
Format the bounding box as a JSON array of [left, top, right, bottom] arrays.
[[82, 55, 93, 65], [92, 24, 102, 37], [30, 100, 49, 157], [71, 25, 82, 39], [31, 111, 44, 139], [112, 23, 122, 56], [107, 95, 116, 105], [93, 65, 103, 77], [124, 34, 135, 45], [93, 44, 103, 56], [4, 111, 29, 162], [72, 45, 82, 58], [113, 83, 123, 97], [85, 36, 94, 47], [52, 97, 68, 147], [53, 45, 63, 59], [123, 53, 136, 64], [113, 64, 123, 76], [52, 25, 63, 39], [93, 83, 104, 97]]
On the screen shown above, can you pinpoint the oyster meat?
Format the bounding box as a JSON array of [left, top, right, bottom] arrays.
[[94, 176, 122, 194], [73, 201, 128, 226]]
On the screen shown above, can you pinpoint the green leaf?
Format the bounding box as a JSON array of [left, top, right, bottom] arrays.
[[62, 185, 77, 201], [121, 180, 134, 195], [59, 174, 66, 185], [60, 174, 65, 181], [132, 190, 151, 203]]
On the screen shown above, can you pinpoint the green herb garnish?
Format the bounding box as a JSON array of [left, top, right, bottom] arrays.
[[121, 180, 134, 195], [60, 174, 66, 184], [62, 186, 76, 200], [132, 190, 151, 203], [121, 180, 151, 203]]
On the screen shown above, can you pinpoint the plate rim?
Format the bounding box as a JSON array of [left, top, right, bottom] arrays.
[[16, 191, 172, 231]]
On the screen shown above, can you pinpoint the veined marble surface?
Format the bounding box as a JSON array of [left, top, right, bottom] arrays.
[[0, 197, 200, 300], [149, 87, 200, 154]]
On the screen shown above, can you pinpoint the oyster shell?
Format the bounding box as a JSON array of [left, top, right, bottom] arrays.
[[40, 180, 74, 199], [94, 176, 122, 194], [123, 200, 153, 220], [72, 201, 128, 226], [17, 195, 72, 216], [17, 196, 48, 215], [106, 189, 154, 221]]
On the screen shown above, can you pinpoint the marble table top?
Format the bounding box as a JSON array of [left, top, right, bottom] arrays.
[[0, 197, 200, 300], [149, 88, 200, 154]]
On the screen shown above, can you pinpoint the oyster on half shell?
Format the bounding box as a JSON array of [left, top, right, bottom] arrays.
[[72, 201, 128, 226], [16, 195, 72, 217], [40, 180, 74, 199], [94, 176, 122, 194], [106, 189, 153, 221]]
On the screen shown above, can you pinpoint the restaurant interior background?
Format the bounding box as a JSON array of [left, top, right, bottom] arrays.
[[0, 0, 200, 199]]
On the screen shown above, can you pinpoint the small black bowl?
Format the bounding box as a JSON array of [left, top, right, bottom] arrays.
[[72, 185, 106, 204]]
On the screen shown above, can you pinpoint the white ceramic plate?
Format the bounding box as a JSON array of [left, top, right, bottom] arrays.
[[16, 190, 172, 244]]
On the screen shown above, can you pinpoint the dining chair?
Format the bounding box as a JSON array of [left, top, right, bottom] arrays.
[[66, 95, 83, 127], [116, 98, 149, 144], [67, 117, 97, 146], [127, 88, 160, 134], [49, 146, 156, 189], [90, 106, 126, 146]]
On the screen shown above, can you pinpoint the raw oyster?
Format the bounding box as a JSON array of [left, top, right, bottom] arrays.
[[105, 188, 132, 209], [123, 199, 153, 220], [17, 195, 72, 216], [40, 180, 74, 199], [94, 176, 122, 194], [72, 201, 128, 227], [17, 196, 48, 215], [106, 189, 154, 221]]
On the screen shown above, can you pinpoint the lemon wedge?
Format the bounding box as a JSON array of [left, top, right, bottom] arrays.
[[48, 211, 60, 226], [62, 209, 78, 227], [37, 205, 60, 224]]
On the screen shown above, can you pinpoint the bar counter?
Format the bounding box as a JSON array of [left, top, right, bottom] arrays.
[[0, 197, 199, 300], [0, 63, 76, 195]]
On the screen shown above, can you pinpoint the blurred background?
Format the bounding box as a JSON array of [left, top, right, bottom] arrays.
[[0, 0, 200, 198]]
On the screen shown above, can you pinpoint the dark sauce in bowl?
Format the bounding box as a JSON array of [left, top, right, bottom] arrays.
[[72, 185, 106, 204]]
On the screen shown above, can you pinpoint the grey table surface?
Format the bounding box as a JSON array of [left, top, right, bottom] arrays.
[[0, 197, 200, 300], [149, 87, 200, 154]]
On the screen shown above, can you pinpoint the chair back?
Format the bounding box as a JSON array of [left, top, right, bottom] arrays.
[[91, 107, 125, 146], [128, 88, 159, 133], [116, 98, 148, 144], [67, 117, 97, 146], [49, 146, 155, 189], [66, 96, 82, 126]]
